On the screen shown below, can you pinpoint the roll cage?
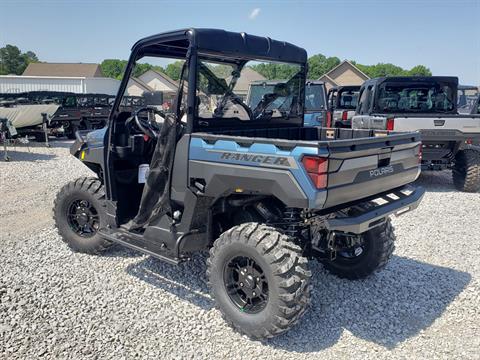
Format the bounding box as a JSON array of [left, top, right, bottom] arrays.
[[105, 28, 308, 200]]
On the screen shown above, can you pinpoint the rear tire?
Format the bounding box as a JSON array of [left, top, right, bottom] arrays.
[[207, 223, 311, 339], [53, 177, 112, 254], [34, 132, 47, 142], [66, 124, 78, 140], [452, 149, 480, 192], [321, 219, 395, 280]]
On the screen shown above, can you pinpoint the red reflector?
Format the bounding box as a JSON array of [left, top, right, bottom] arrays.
[[308, 173, 328, 189], [326, 111, 332, 128], [466, 139, 472, 145], [302, 156, 328, 189], [143, 134, 150, 142], [302, 156, 328, 173], [386, 117, 395, 131], [342, 111, 348, 121]]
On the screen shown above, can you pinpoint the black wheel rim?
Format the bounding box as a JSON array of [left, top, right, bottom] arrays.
[[223, 255, 269, 314], [336, 233, 367, 260], [66, 199, 99, 237], [337, 244, 364, 259]]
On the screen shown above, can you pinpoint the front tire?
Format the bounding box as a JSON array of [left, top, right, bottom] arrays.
[[321, 219, 395, 280], [452, 149, 480, 192], [53, 177, 112, 254], [207, 223, 311, 340]]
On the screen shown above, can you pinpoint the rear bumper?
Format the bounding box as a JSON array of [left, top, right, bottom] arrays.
[[324, 185, 425, 234]]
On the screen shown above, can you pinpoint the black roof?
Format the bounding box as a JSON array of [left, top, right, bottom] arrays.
[[458, 85, 478, 90], [249, 80, 324, 86], [330, 85, 361, 91], [364, 76, 458, 86], [132, 28, 307, 64]]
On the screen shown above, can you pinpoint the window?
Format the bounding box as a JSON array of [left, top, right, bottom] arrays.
[[196, 58, 303, 123], [120, 56, 186, 118], [375, 82, 455, 113], [304, 84, 326, 111], [357, 86, 371, 114], [337, 89, 359, 109]]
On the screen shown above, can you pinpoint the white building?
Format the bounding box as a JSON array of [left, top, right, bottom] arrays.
[[0, 63, 120, 95]]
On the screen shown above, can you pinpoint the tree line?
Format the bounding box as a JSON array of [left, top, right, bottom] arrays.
[[0, 45, 39, 75], [0, 44, 432, 80], [100, 55, 431, 81]]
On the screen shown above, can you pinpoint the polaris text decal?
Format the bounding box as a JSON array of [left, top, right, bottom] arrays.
[[369, 165, 394, 178]]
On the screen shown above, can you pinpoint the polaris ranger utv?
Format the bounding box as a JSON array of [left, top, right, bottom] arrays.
[[327, 85, 361, 128], [352, 77, 480, 192], [54, 29, 425, 339], [246, 80, 328, 126]]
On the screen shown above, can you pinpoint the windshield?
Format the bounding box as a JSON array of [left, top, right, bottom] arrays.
[[375, 81, 455, 113], [196, 59, 303, 123], [304, 84, 326, 111], [248, 82, 323, 112], [337, 89, 359, 110]]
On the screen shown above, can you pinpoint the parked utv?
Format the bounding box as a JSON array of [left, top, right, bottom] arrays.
[[457, 85, 479, 114], [54, 29, 425, 339], [351, 76, 480, 192], [246, 80, 328, 126], [327, 85, 360, 128]]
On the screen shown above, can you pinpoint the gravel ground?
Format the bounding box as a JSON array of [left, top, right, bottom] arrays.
[[1, 140, 479, 359]]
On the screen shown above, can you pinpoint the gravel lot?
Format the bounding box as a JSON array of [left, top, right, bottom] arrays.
[[1, 140, 479, 359]]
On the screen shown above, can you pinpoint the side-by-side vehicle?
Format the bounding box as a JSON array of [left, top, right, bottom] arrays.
[[327, 85, 360, 128], [246, 80, 328, 126], [54, 29, 424, 339], [352, 76, 480, 192]]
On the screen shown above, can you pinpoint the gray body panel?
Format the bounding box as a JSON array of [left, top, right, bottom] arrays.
[[352, 113, 480, 135], [188, 129, 421, 211], [189, 160, 314, 208]]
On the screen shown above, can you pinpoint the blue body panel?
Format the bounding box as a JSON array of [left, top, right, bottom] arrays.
[[304, 111, 325, 127], [189, 137, 328, 208]]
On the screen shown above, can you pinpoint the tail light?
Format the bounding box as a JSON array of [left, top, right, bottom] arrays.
[[302, 155, 328, 189], [326, 111, 332, 128], [386, 117, 395, 131], [466, 139, 472, 145], [342, 111, 348, 121]]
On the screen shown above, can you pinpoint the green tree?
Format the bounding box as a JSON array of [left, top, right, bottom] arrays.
[[0, 44, 38, 75], [356, 63, 406, 78], [250, 63, 300, 80], [164, 61, 184, 81], [307, 54, 340, 79], [408, 65, 432, 76], [353, 62, 432, 78], [132, 63, 153, 78], [100, 59, 128, 79]]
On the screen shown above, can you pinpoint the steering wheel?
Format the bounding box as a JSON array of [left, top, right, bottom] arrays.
[[132, 106, 164, 138]]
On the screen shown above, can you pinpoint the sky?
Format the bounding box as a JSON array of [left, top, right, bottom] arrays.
[[1, 0, 479, 84]]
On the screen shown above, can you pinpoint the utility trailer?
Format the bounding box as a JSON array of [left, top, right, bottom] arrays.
[[352, 76, 480, 192], [54, 28, 424, 339]]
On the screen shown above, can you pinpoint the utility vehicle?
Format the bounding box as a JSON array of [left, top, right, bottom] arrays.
[[0, 92, 147, 141], [246, 80, 327, 126], [352, 76, 480, 192], [327, 85, 360, 128], [458, 93, 480, 115], [54, 29, 425, 339], [457, 85, 479, 114]]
